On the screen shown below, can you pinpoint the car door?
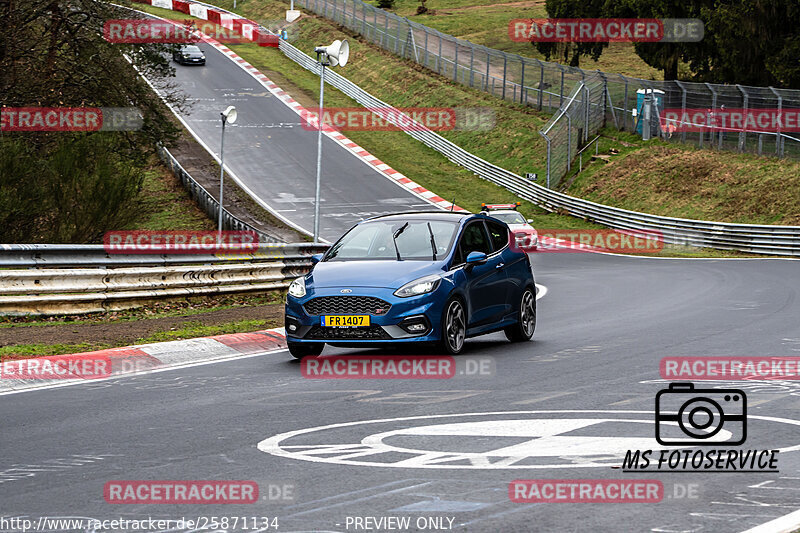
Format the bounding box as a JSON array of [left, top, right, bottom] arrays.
[[455, 220, 508, 329], [484, 218, 516, 318]]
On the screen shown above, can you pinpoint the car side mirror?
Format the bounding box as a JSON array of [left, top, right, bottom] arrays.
[[526, 219, 533, 223], [311, 253, 323, 265], [465, 251, 488, 268]]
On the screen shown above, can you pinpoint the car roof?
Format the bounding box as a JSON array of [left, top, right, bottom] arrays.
[[363, 211, 474, 223], [485, 209, 520, 215]]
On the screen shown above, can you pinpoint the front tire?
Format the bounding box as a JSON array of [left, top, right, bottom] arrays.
[[504, 286, 536, 342], [288, 342, 324, 359], [439, 297, 466, 355]]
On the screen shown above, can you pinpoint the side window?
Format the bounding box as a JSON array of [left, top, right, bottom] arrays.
[[457, 222, 492, 262], [486, 220, 509, 252]]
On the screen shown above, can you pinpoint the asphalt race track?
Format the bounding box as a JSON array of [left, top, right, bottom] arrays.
[[3, 253, 800, 532], [153, 37, 435, 241]]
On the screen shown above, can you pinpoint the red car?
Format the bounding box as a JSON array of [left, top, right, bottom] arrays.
[[481, 203, 538, 251]]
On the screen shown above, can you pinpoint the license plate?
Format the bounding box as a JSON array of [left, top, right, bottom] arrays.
[[322, 315, 370, 328]]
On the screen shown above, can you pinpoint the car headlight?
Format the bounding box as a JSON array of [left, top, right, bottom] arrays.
[[394, 274, 441, 298], [288, 276, 306, 298]]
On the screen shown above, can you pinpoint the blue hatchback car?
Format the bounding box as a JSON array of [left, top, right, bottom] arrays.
[[284, 211, 536, 358]]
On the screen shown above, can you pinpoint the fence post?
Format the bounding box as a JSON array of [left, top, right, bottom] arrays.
[[703, 82, 718, 149], [437, 33, 442, 74], [584, 85, 590, 143], [538, 61, 544, 110], [620, 75, 628, 131], [770, 87, 783, 157], [558, 65, 565, 107], [567, 114, 572, 173], [545, 136, 551, 188], [372, 7, 377, 41], [423, 26, 429, 68], [485, 50, 491, 91], [469, 43, 475, 87], [519, 55, 526, 105], [737, 84, 748, 152], [394, 17, 401, 53], [453, 40, 459, 82], [599, 70, 607, 126], [502, 54, 507, 100], [674, 80, 687, 142], [383, 13, 389, 48]]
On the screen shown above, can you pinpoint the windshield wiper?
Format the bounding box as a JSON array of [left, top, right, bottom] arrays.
[[427, 222, 437, 261], [392, 222, 409, 261]]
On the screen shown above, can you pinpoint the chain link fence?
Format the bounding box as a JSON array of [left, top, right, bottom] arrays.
[[294, 0, 800, 185], [538, 73, 606, 188]]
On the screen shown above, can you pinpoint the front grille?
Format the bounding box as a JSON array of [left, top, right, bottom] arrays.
[[304, 296, 391, 316], [306, 326, 391, 340]]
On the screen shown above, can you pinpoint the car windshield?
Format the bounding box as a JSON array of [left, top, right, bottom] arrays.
[[325, 220, 459, 261], [490, 212, 526, 225], [182, 46, 202, 54]]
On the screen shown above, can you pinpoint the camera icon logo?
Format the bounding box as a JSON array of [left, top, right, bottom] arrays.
[[655, 382, 747, 446]]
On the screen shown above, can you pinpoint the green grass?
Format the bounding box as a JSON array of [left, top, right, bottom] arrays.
[[0, 317, 282, 357], [121, 162, 216, 231], [140, 318, 272, 342]]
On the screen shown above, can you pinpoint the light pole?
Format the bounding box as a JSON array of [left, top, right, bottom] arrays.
[[218, 105, 238, 241], [312, 39, 349, 243]]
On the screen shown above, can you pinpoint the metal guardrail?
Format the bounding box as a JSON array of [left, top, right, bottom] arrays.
[[157, 145, 285, 244], [280, 40, 800, 256], [0, 243, 328, 268], [0, 243, 329, 315]]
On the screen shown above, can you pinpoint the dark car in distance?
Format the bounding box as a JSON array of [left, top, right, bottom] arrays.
[[172, 45, 206, 65]]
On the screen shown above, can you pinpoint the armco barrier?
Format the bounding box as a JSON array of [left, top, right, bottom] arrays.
[[157, 145, 285, 244], [0, 243, 329, 315]]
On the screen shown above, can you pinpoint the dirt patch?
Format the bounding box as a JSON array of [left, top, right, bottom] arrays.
[[0, 303, 283, 348]]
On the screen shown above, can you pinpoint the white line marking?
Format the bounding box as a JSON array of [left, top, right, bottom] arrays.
[[740, 508, 800, 533], [0, 347, 289, 397], [534, 283, 547, 300]]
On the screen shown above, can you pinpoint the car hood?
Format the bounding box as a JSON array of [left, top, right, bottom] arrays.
[[509, 224, 536, 232], [309, 260, 443, 289]]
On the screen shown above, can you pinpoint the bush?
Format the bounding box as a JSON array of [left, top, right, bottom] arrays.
[[377, 0, 395, 8]]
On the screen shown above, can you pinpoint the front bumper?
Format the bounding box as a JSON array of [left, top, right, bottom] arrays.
[[285, 286, 447, 346]]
